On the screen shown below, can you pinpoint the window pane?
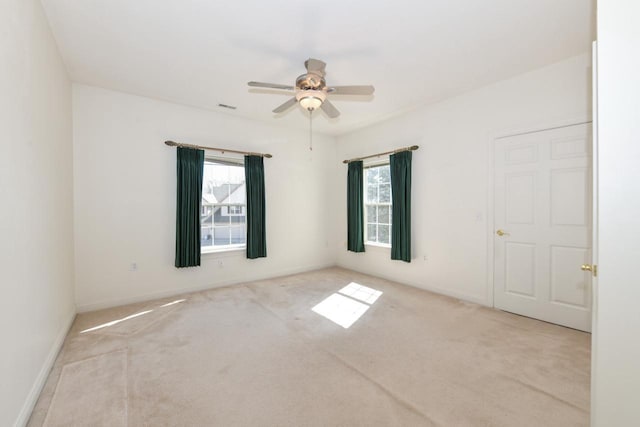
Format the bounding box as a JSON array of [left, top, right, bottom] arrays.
[[367, 224, 377, 242], [228, 182, 246, 204], [202, 163, 245, 203], [214, 206, 230, 226], [378, 224, 390, 244], [222, 183, 231, 200], [379, 166, 390, 183], [213, 227, 231, 246], [229, 205, 246, 223], [366, 168, 379, 185], [366, 205, 377, 223], [201, 207, 213, 226], [378, 206, 390, 224], [379, 184, 391, 203], [201, 226, 213, 247], [230, 225, 246, 245], [367, 185, 378, 203]]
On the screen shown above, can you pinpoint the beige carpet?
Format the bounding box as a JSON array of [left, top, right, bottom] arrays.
[[28, 268, 590, 426]]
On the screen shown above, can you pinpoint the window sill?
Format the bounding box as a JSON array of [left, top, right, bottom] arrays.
[[365, 242, 391, 249], [201, 246, 245, 256]]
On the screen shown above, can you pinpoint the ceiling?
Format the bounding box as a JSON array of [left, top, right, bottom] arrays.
[[41, 0, 595, 136]]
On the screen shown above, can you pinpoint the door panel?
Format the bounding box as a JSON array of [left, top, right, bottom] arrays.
[[550, 246, 590, 308], [506, 173, 536, 224], [494, 123, 592, 331], [551, 168, 589, 226], [505, 242, 536, 297]]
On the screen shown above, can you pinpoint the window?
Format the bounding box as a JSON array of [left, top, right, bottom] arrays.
[[364, 163, 392, 246], [201, 158, 246, 252]]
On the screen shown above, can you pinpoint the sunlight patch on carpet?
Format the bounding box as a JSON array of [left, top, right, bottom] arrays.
[[80, 310, 153, 333], [312, 294, 370, 328], [312, 283, 383, 328], [338, 282, 383, 304], [159, 298, 186, 308], [80, 299, 187, 334]]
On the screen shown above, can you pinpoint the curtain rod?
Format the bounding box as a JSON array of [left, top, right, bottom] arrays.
[[342, 145, 419, 164], [164, 140, 272, 158]]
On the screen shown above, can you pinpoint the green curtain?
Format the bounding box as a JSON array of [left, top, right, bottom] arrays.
[[244, 155, 266, 259], [390, 151, 412, 262], [175, 147, 204, 268], [347, 161, 365, 252]]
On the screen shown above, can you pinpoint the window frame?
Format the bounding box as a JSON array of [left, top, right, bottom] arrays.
[[363, 161, 392, 248], [201, 156, 247, 254]]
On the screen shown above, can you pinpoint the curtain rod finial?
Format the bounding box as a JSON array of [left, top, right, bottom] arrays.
[[264, 154, 273, 158]]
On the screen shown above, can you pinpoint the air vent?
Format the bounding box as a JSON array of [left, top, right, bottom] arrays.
[[218, 103, 237, 110]]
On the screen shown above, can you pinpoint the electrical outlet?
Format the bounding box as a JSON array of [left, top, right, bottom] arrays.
[[217, 259, 224, 268], [130, 262, 138, 271]]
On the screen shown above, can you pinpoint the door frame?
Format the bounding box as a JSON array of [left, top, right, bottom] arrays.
[[485, 114, 593, 308]]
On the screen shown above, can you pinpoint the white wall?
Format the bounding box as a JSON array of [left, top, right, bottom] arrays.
[[0, 1, 75, 425], [73, 85, 338, 311], [335, 53, 592, 305], [592, 1, 640, 424]]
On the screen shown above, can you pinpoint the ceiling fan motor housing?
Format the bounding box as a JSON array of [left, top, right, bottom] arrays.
[[296, 73, 326, 91]]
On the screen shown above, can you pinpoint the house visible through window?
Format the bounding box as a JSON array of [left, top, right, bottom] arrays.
[[201, 158, 246, 252], [227, 205, 243, 215], [364, 163, 392, 246]]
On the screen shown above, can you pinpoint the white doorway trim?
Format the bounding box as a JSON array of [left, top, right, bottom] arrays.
[[485, 115, 593, 309]]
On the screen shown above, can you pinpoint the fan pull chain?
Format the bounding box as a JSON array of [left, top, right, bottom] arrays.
[[309, 109, 313, 151]]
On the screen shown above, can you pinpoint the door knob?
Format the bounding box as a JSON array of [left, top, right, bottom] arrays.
[[496, 229, 510, 236], [581, 264, 598, 276]]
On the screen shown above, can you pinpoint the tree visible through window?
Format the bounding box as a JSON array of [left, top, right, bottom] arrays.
[[364, 164, 392, 245], [201, 159, 246, 251]]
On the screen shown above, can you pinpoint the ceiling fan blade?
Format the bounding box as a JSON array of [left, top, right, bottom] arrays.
[[321, 100, 340, 118], [327, 85, 375, 95], [304, 58, 326, 76], [248, 81, 295, 90], [272, 97, 298, 113]]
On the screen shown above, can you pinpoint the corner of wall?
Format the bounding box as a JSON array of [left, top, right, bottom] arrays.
[[13, 310, 75, 427]]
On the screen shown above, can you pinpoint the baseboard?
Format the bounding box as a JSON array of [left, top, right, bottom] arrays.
[[76, 262, 337, 312], [14, 309, 76, 427], [335, 261, 491, 307]]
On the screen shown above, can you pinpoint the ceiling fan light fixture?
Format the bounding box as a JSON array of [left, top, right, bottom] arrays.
[[296, 90, 326, 111]]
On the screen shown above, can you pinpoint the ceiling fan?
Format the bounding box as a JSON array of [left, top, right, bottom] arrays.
[[247, 58, 375, 118]]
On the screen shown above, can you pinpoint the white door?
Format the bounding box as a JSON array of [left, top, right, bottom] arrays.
[[494, 123, 592, 331], [589, 41, 599, 422]]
